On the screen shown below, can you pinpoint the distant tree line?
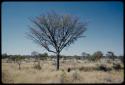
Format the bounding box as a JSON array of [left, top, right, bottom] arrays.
[[2, 51, 123, 70], [2, 53, 48, 60], [2, 51, 124, 63], [81, 51, 123, 63]]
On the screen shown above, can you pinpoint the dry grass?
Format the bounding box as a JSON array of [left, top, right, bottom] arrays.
[[2, 59, 124, 84]]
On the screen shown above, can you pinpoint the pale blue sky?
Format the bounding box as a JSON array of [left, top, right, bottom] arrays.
[[2, 1, 123, 56]]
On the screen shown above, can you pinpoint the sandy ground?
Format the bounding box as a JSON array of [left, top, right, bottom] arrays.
[[2, 59, 124, 84]]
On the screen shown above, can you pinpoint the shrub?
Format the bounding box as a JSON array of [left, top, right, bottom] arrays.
[[113, 63, 122, 70], [90, 51, 103, 61], [97, 64, 111, 72], [119, 56, 124, 64], [88, 56, 96, 61], [79, 66, 96, 71], [33, 63, 41, 70], [67, 67, 71, 72]]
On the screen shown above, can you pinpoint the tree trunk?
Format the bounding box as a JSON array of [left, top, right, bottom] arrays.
[[18, 63, 21, 70], [57, 53, 60, 70]]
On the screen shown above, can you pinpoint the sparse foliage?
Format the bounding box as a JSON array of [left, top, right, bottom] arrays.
[[27, 11, 87, 70], [15, 55, 24, 70], [31, 51, 42, 70], [81, 52, 89, 60]]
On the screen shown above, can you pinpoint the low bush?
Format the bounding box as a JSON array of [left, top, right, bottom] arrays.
[[113, 63, 122, 70], [97, 64, 111, 72], [33, 63, 41, 70], [79, 66, 96, 71], [67, 68, 71, 72]]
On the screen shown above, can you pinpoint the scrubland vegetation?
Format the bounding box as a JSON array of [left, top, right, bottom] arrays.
[[2, 52, 124, 84], [2, 4, 124, 84]]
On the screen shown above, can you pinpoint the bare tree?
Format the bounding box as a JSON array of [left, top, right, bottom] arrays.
[[27, 12, 87, 70], [15, 55, 23, 70]]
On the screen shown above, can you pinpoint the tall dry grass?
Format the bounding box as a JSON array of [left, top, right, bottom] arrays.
[[2, 59, 124, 83]]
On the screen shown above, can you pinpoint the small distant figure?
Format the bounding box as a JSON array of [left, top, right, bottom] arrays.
[[67, 68, 71, 72]]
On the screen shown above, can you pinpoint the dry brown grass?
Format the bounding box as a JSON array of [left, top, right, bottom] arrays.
[[2, 59, 124, 84]]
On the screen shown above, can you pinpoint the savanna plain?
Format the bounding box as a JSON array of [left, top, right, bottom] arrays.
[[2, 58, 124, 84]]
